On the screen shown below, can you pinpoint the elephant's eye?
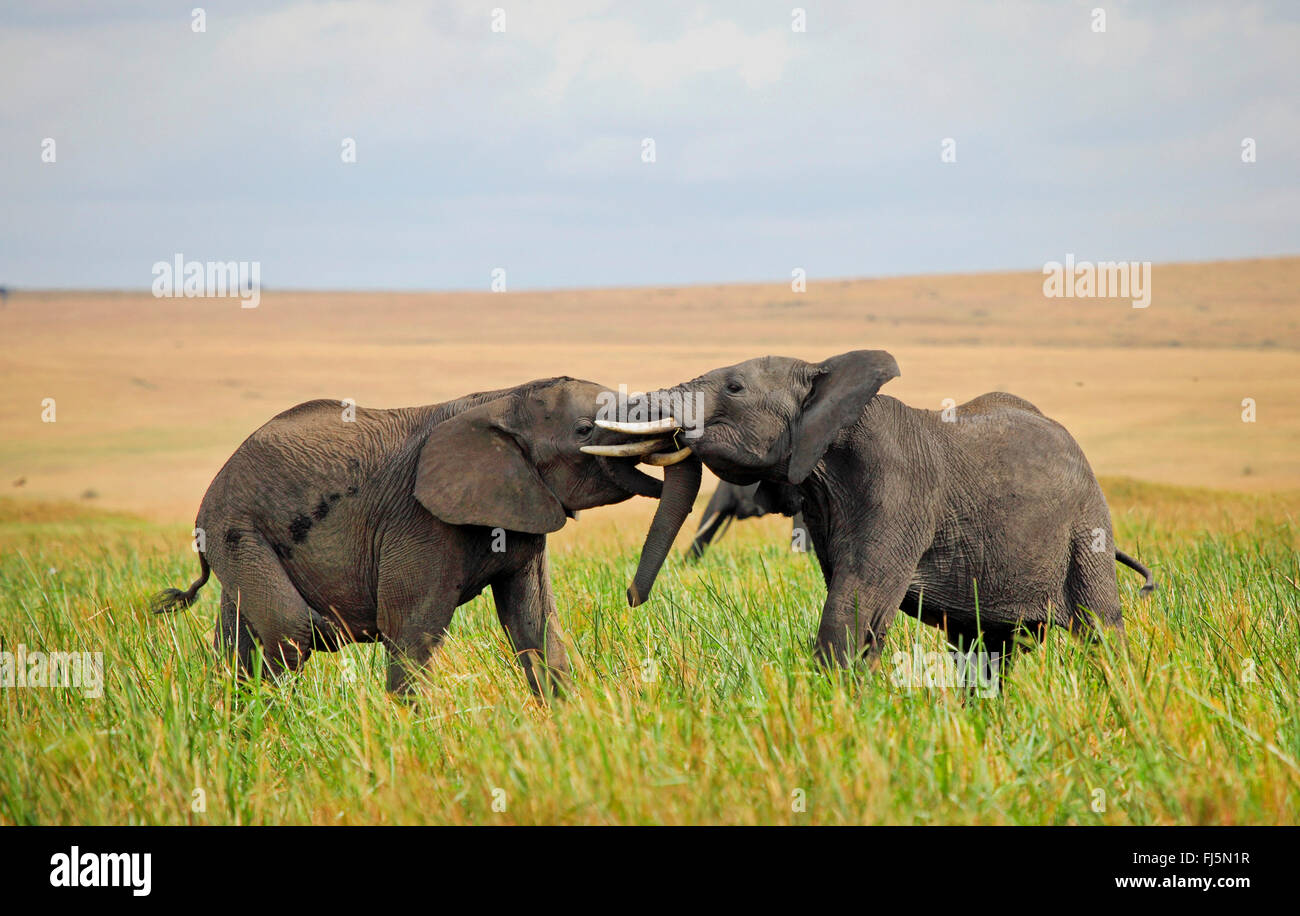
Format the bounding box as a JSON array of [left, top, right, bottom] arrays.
[[575, 420, 594, 437], [725, 379, 745, 394]]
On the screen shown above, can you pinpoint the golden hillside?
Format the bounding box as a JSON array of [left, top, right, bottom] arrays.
[[2, 256, 1297, 527]]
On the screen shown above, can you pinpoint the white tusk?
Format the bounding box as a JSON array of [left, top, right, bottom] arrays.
[[641, 446, 693, 466], [595, 417, 680, 435], [580, 438, 673, 457]]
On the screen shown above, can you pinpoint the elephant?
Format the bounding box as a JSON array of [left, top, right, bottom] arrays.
[[151, 377, 703, 695], [595, 350, 1155, 669], [688, 480, 809, 560]]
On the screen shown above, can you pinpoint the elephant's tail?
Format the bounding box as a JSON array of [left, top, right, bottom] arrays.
[[1115, 548, 1156, 597], [151, 552, 211, 613]]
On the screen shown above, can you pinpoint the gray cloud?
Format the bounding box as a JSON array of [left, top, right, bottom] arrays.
[[2, 0, 1297, 289]]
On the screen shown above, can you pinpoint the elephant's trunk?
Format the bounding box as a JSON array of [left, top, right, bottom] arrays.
[[598, 454, 664, 499], [627, 452, 701, 606]]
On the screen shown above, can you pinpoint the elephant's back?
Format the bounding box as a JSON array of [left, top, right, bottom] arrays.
[[951, 391, 1055, 427], [943, 392, 1081, 457], [195, 401, 429, 548], [249, 399, 425, 452], [916, 392, 1101, 516], [209, 400, 407, 480]]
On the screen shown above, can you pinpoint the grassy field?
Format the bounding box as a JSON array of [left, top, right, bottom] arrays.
[[2, 257, 1298, 824], [1, 478, 1297, 825]]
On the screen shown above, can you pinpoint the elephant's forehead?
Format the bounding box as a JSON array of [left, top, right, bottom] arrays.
[[526, 380, 604, 417], [743, 355, 802, 378]]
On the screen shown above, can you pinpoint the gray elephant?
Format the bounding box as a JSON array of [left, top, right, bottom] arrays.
[[596, 351, 1155, 667], [151, 377, 702, 694], [688, 480, 809, 560]]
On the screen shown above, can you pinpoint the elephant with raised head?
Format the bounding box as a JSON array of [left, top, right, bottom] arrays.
[[597, 351, 1155, 667], [151, 377, 703, 695], [688, 480, 808, 560]]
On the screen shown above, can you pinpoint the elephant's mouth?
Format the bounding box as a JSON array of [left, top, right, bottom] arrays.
[[579, 416, 695, 467], [582, 410, 696, 501], [595, 454, 664, 499], [585, 414, 771, 492]]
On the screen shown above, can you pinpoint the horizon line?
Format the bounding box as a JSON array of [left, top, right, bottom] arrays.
[[2, 252, 1296, 297]]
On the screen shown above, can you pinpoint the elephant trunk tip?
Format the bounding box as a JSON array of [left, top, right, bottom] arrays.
[[624, 454, 702, 608]]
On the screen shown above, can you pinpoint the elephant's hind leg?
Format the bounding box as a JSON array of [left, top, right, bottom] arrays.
[[375, 553, 458, 695], [491, 549, 571, 698], [215, 587, 258, 676], [935, 616, 1043, 695], [212, 532, 317, 679], [1066, 540, 1124, 641]]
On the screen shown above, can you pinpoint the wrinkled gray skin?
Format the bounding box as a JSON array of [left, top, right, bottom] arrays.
[[628, 351, 1154, 666], [151, 377, 697, 695], [688, 481, 808, 560]]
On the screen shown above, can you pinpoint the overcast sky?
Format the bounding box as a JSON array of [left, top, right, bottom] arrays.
[[2, 0, 1297, 290]]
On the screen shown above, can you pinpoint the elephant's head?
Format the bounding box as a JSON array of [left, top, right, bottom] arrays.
[[594, 351, 898, 603], [413, 378, 696, 541]]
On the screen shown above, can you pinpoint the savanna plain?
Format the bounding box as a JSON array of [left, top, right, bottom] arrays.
[[1, 257, 1298, 824]]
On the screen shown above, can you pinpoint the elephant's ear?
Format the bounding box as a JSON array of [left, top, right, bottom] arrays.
[[414, 399, 567, 534], [755, 480, 802, 516], [787, 350, 899, 485]]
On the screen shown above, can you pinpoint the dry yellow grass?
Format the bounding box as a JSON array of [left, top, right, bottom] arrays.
[[1, 256, 1297, 530]]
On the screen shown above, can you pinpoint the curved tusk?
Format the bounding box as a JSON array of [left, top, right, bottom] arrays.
[[595, 417, 680, 435], [580, 438, 673, 457], [641, 446, 694, 467]]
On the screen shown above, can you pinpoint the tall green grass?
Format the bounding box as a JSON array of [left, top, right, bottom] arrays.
[[1, 484, 1297, 825]]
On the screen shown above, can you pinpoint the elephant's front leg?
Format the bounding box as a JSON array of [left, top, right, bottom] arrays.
[[381, 593, 458, 695], [376, 543, 459, 694], [491, 548, 570, 698], [816, 562, 916, 667]]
